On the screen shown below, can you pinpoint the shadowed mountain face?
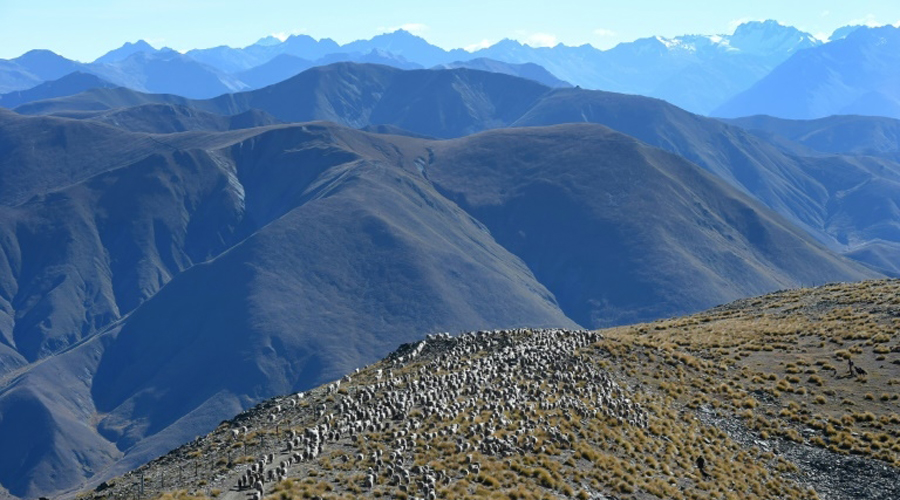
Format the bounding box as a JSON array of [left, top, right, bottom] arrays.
[[713, 26, 900, 120], [0, 109, 877, 499], [425, 125, 875, 326]]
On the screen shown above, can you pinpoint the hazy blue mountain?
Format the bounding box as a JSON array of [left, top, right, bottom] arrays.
[[264, 34, 342, 60], [183, 35, 342, 75], [435, 58, 571, 88], [724, 114, 900, 155], [0, 50, 84, 93], [727, 19, 821, 55], [253, 35, 282, 47], [94, 40, 159, 64], [235, 54, 313, 89], [0, 21, 823, 112], [10, 50, 83, 81], [184, 44, 266, 73], [470, 39, 608, 89], [233, 34, 341, 70], [648, 20, 823, 114], [138, 21, 822, 113], [87, 50, 249, 98], [713, 25, 900, 120], [0, 72, 117, 109], [468, 20, 820, 114], [0, 110, 876, 498], [231, 49, 421, 91], [830, 25, 864, 41], [315, 49, 423, 70], [340, 29, 468, 67], [0, 45, 247, 100], [0, 60, 43, 94]]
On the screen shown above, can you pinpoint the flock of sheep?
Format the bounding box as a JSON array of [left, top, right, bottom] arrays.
[[223, 328, 647, 499]]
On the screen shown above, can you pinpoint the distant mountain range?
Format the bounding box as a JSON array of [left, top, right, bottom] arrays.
[[0, 72, 117, 109], [714, 25, 900, 120], [8, 21, 900, 117]]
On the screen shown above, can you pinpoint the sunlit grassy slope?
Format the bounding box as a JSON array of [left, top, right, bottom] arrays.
[[80, 280, 900, 500]]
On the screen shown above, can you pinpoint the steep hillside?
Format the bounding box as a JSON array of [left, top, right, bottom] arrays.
[[0, 113, 878, 499], [424, 124, 874, 327], [509, 88, 900, 275], [76, 280, 900, 500]]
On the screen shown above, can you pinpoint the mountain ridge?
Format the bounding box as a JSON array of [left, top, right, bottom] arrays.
[[1, 20, 824, 113]]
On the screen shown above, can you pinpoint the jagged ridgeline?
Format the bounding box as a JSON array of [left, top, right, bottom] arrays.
[[78, 284, 900, 500]]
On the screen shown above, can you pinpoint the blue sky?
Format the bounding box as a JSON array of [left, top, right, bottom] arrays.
[[1, 0, 899, 61]]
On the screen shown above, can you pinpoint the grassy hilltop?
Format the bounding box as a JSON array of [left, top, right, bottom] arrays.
[[79, 280, 900, 500]]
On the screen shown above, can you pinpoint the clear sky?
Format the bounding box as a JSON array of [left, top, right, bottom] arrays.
[[1, 0, 899, 61]]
